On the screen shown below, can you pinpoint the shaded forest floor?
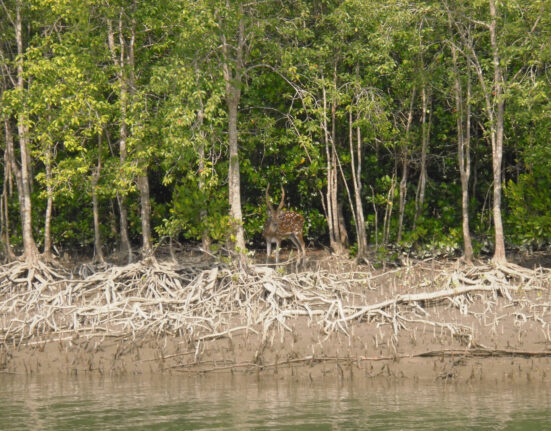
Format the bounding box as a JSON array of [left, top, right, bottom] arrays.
[[0, 247, 550, 383]]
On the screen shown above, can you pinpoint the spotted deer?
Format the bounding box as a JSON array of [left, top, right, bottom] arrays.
[[263, 184, 306, 264]]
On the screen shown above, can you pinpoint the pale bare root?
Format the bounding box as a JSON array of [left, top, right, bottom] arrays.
[[0, 258, 69, 291], [0, 255, 550, 367]]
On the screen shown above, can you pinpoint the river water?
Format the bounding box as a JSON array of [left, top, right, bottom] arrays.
[[1, 373, 550, 430]]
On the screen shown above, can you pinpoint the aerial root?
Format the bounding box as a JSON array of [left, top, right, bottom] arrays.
[[0, 257, 549, 360], [0, 259, 70, 292]]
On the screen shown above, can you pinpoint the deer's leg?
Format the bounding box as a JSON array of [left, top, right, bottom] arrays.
[[289, 234, 302, 257], [294, 231, 306, 258], [266, 241, 272, 262], [275, 240, 281, 265]]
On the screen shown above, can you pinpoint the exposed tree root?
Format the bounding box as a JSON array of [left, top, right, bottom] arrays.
[[0, 255, 550, 368], [0, 259, 70, 291]]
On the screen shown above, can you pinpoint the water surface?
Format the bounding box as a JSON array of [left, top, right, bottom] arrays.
[[1, 374, 550, 430]]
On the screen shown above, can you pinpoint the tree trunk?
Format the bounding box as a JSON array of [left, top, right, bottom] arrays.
[[369, 185, 379, 249], [383, 168, 397, 246], [2, 121, 16, 261], [138, 174, 153, 258], [329, 154, 344, 253], [197, 96, 211, 252], [337, 201, 349, 249], [92, 181, 104, 263], [42, 144, 53, 260], [449, 23, 474, 263], [15, 0, 39, 265], [489, 0, 506, 263], [221, 7, 246, 253], [322, 84, 335, 248], [225, 90, 246, 251], [449, 0, 507, 263], [92, 134, 105, 263], [414, 85, 431, 229], [0, 183, 12, 261], [397, 88, 416, 242], [116, 193, 132, 262], [321, 81, 346, 255], [108, 15, 133, 263], [331, 65, 347, 254], [349, 105, 368, 260], [460, 72, 474, 263], [127, 15, 153, 260], [397, 151, 408, 243], [109, 199, 118, 239]]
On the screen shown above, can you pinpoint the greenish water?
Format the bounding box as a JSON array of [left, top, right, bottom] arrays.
[[1, 374, 550, 430]]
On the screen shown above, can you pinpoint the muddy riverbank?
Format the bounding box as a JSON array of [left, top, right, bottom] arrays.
[[1, 252, 550, 382]]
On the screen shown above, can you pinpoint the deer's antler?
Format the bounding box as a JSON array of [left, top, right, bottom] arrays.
[[266, 184, 274, 211], [278, 186, 285, 211]]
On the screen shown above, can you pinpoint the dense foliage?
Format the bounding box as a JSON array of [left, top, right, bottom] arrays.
[[0, 0, 550, 263]]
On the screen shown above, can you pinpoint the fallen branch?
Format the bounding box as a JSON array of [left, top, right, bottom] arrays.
[[168, 347, 551, 374]]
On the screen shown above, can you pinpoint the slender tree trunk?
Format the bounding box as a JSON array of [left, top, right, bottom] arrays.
[[42, 144, 53, 260], [328, 152, 340, 251], [92, 134, 105, 263], [337, 202, 349, 248], [449, 24, 474, 262], [126, 15, 153, 259], [4, 121, 23, 217], [319, 68, 347, 256], [1, 184, 12, 260], [383, 167, 397, 246], [15, 0, 39, 265], [448, 0, 507, 263], [91, 184, 104, 263], [369, 185, 379, 249], [397, 151, 408, 243], [355, 119, 367, 256], [221, 6, 246, 253], [137, 174, 152, 258], [91, 181, 104, 263], [349, 104, 368, 260], [322, 84, 335, 248], [489, 0, 506, 263], [330, 142, 346, 252], [322, 82, 346, 255], [331, 65, 347, 253], [414, 85, 431, 229], [2, 121, 16, 260], [109, 199, 118, 239], [351, 67, 367, 259], [461, 72, 474, 262], [397, 88, 416, 242], [108, 15, 133, 263], [1, 152, 9, 258], [225, 93, 246, 251], [197, 95, 211, 252], [116, 193, 132, 262]]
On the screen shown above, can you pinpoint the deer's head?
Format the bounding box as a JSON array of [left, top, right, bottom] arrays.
[[265, 183, 285, 222]]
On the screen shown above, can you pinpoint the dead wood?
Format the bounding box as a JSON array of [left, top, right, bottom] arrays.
[[170, 347, 551, 374]]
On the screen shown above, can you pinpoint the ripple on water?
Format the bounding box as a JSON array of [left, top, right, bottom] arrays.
[[1, 375, 550, 431]]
